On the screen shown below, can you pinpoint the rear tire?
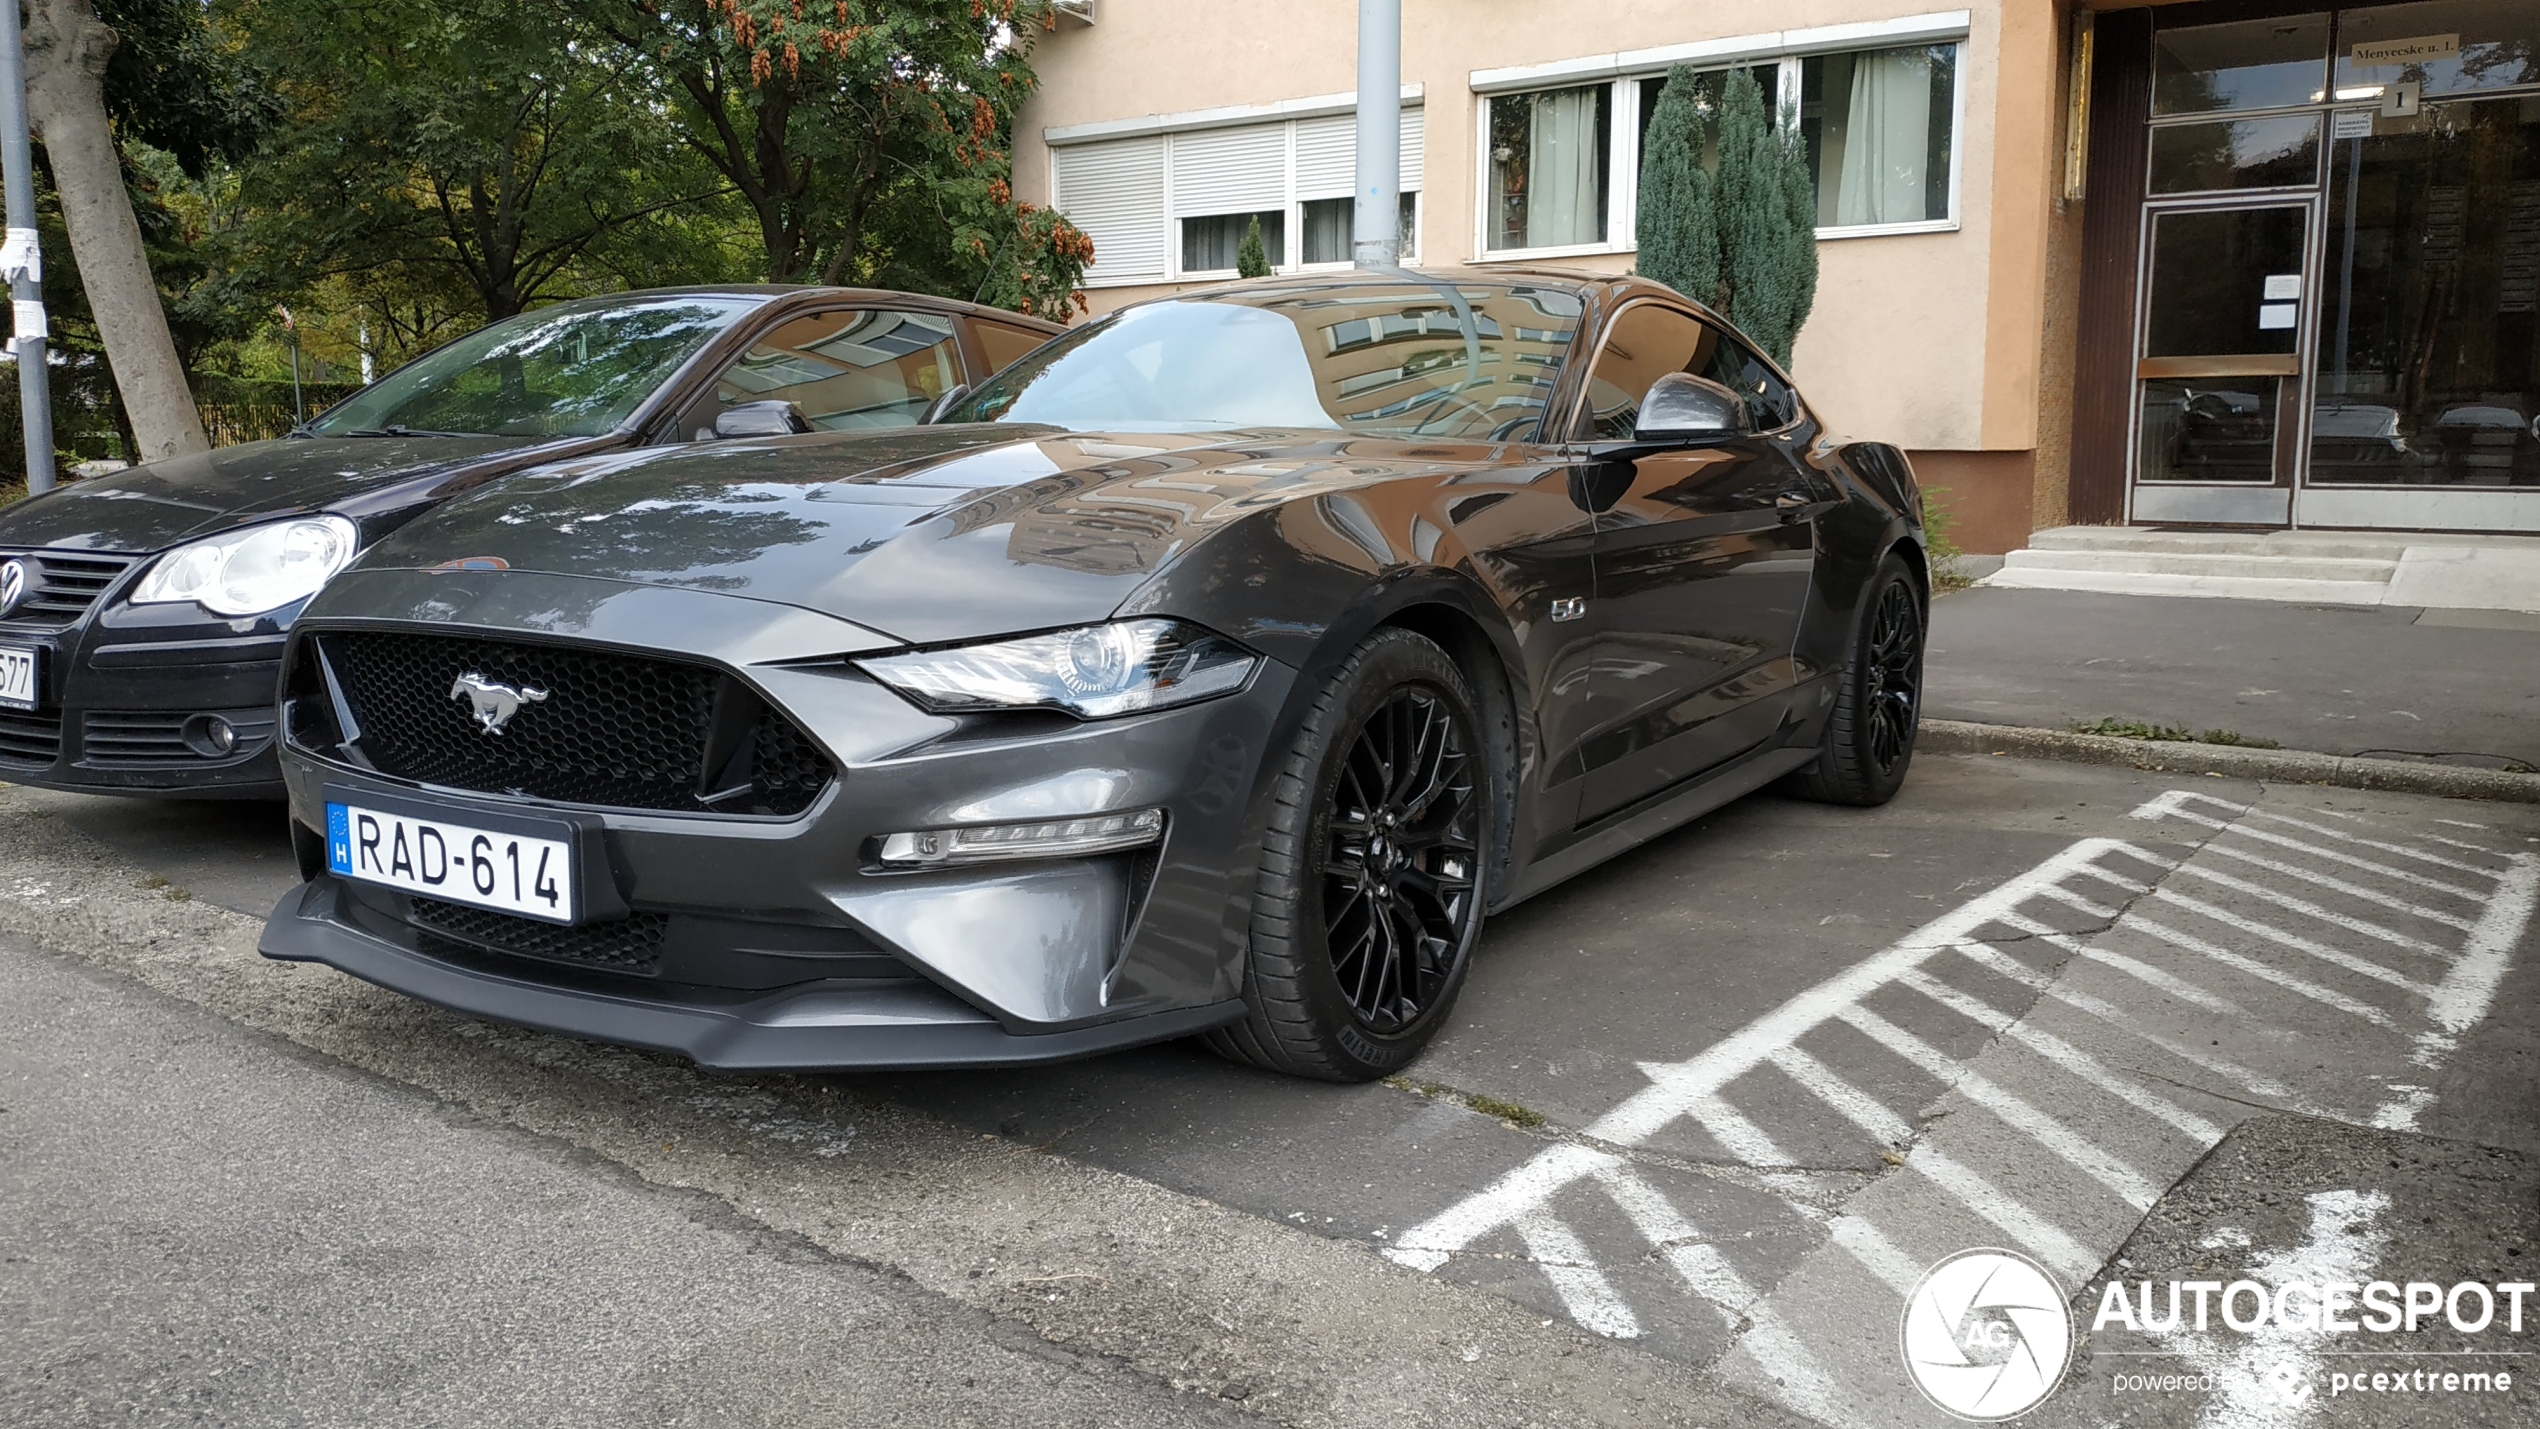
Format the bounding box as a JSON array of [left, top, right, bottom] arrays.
[[1205, 629, 1489, 1082], [1783, 552, 1925, 807]]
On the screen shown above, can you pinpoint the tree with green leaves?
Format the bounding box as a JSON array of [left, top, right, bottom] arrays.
[[1712, 67, 1817, 368], [1236, 215, 1270, 278], [589, 0, 1090, 318], [1633, 65, 1717, 308], [241, 0, 731, 325]]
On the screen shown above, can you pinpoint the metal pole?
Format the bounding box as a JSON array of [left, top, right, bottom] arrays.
[[1351, 0, 1400, 267], [0, 0, 52, 494]]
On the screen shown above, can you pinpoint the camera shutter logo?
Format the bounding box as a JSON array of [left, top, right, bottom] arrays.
[[1900, 1248, 2074, 1420], [0, 558, 27, 619]]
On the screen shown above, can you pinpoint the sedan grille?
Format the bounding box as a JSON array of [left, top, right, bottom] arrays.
[[0, 549, 142, 629], [408, 896, 671, 976], [309, 631, 833, 816]]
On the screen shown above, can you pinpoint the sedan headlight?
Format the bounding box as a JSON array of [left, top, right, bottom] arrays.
[[131, 516, 359, 617], [858, 618, 1258, 719]]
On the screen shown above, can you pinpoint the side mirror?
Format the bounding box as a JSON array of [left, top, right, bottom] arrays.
[[921, 383, 972, 425], [711, 400, 811, 440], [1632, 372, 1746, 444]]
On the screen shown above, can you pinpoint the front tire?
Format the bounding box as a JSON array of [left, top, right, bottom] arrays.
[[1783, 552, 1925, 807], [1205, 629, 1489, 1082]]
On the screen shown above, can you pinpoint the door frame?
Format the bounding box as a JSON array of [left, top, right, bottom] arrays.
[[2124, 188, 2324, 529]]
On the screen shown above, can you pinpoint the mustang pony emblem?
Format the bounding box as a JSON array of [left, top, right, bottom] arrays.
[[449, 672, 548, 735]]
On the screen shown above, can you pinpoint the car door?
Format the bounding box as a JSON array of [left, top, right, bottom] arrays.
[[1568, 301, 1822, 824], [668, 306, 968, 441]]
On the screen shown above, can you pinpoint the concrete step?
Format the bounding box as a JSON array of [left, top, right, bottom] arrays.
[[2024, 526, 2413, 561], [1999, 548, 2398, 582], [1978, 566, 2390, 605]]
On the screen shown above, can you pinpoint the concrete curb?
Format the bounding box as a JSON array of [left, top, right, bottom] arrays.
[[1920, 718, 2540, 804]]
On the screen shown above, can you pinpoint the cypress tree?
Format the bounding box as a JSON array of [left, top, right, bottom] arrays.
[[1633, 65, 1718, 307], [1236, 215, 1272, 278], [1712, 68, 1819, 368]]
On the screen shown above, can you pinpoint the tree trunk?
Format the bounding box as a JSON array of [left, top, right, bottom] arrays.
[[22, 0, 208, 462]]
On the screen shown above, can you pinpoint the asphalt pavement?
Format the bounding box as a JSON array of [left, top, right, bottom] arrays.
[[4, 752, 2536, 1428], [1926, 587, 2540, 771]]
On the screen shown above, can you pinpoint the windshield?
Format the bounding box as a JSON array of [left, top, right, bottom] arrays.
[[938, 281, 1586, 441], [309, 295, 761, 439]]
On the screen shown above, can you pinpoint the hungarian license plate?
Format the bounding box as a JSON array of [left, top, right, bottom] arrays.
[[0, 643, 37, 711], [326, 799, 577, 923]]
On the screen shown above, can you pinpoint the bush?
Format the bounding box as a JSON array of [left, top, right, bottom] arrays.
[[1237, 215, 1271, 279]]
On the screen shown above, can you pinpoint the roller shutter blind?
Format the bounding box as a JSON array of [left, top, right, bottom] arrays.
[[1052, 136, 1166, 284], [1170, 125, 1288, 216], [1292, 109, 1425, 198]]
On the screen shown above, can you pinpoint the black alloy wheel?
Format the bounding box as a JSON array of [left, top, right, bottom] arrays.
[[1783, 551, 1925, 807], [1320, 686, 1481, 1033], [1862, 577, 1922, 776], [1205, 628, 1493, 1081]]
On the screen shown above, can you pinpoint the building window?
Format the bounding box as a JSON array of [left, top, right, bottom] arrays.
[[1487, 84, 1610, 251], [1800, 44, 1957, 228], [1300, 193, 1419, 265], [1182, 210, 1285, 274], [1049, 107, 1423, 286], [1633, 65, 1771, 174]]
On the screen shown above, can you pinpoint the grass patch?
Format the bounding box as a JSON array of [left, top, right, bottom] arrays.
[[0, 477, 23, 509], [1384, 1076, 1547, 1129], [2070, 718, 2280, 750], [1921, 486, 1971, 594]]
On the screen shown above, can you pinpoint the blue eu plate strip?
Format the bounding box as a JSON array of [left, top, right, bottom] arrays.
[[326, 802, 352, 875]]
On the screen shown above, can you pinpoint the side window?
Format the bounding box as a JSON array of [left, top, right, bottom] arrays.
[[697, 308, 960, 437], [971, 322, 1050, 375], [1574, 304, 1714, 440], [1704, 338, 1799, 432]]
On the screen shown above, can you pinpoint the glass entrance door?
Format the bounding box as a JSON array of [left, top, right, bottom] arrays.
[[2300, 93, 2540, 531], [2131, 201, 2314, 526]]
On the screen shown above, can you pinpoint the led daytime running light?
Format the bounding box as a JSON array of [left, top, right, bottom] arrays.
[[877, 808, 1166, 866]]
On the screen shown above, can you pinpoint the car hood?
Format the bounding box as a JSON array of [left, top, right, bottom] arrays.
[[0, 434, 552, 553], [349, 424, 1481, 646]]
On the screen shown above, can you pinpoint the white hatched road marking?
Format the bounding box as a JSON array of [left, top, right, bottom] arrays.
[[1384, 788, 2538, 1424]]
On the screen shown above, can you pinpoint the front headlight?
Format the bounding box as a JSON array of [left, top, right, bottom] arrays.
[[858, 618, 1259, 719], [130, 516, 360, 617]]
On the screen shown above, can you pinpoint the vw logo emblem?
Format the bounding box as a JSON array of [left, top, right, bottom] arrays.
[[0, 558, 27, 618], [1900, 1248, 2073, 1421]]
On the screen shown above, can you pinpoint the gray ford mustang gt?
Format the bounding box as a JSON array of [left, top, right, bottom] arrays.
[[258, 269, 1930, 1081]]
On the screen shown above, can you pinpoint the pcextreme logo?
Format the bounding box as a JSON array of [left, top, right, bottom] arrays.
[[1901, 1249, 2076, 1421]]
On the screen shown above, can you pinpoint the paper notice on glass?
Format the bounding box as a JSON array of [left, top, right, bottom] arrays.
[[2263, 274, 2301, 300], [2257, 302, 2298, 331], [2332, 110, 2375, 140], [2350, 34, 2458, 67]]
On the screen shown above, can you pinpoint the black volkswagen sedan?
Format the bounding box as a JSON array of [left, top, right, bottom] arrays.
[[0, 287, 1060, 796], [259, 270, 1929, 1081]]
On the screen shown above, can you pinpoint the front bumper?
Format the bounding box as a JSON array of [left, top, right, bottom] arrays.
[[259, 572, 1295, 1070], [0, 603, 293, 799], [263, 876, 1243, 1070]]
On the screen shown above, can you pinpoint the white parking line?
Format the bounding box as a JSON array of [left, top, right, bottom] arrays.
[[1385, 790, 2536, 1426]]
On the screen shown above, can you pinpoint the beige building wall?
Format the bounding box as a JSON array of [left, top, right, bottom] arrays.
[[1014, 0, 2071, 552]]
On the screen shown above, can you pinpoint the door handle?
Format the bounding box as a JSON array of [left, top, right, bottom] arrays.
[[1775, 491, 1812, 522]]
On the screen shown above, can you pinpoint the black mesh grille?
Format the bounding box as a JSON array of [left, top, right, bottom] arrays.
[[0, 549, 141, 629], [408, 896, 670, 975], [316, 631, 832, 816], [0, 707, 62, 765]]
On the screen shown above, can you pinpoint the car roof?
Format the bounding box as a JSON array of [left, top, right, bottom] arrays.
[[530, 284, 1066, 330]]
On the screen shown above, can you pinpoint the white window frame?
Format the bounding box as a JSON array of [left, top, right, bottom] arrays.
[[1047, 88, 1424, 287], [1466, 10, 1970, 265]]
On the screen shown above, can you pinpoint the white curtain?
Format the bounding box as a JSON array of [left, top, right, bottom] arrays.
[[1835, 49, 1932, 226], [1526, 89, 1603, 247]]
